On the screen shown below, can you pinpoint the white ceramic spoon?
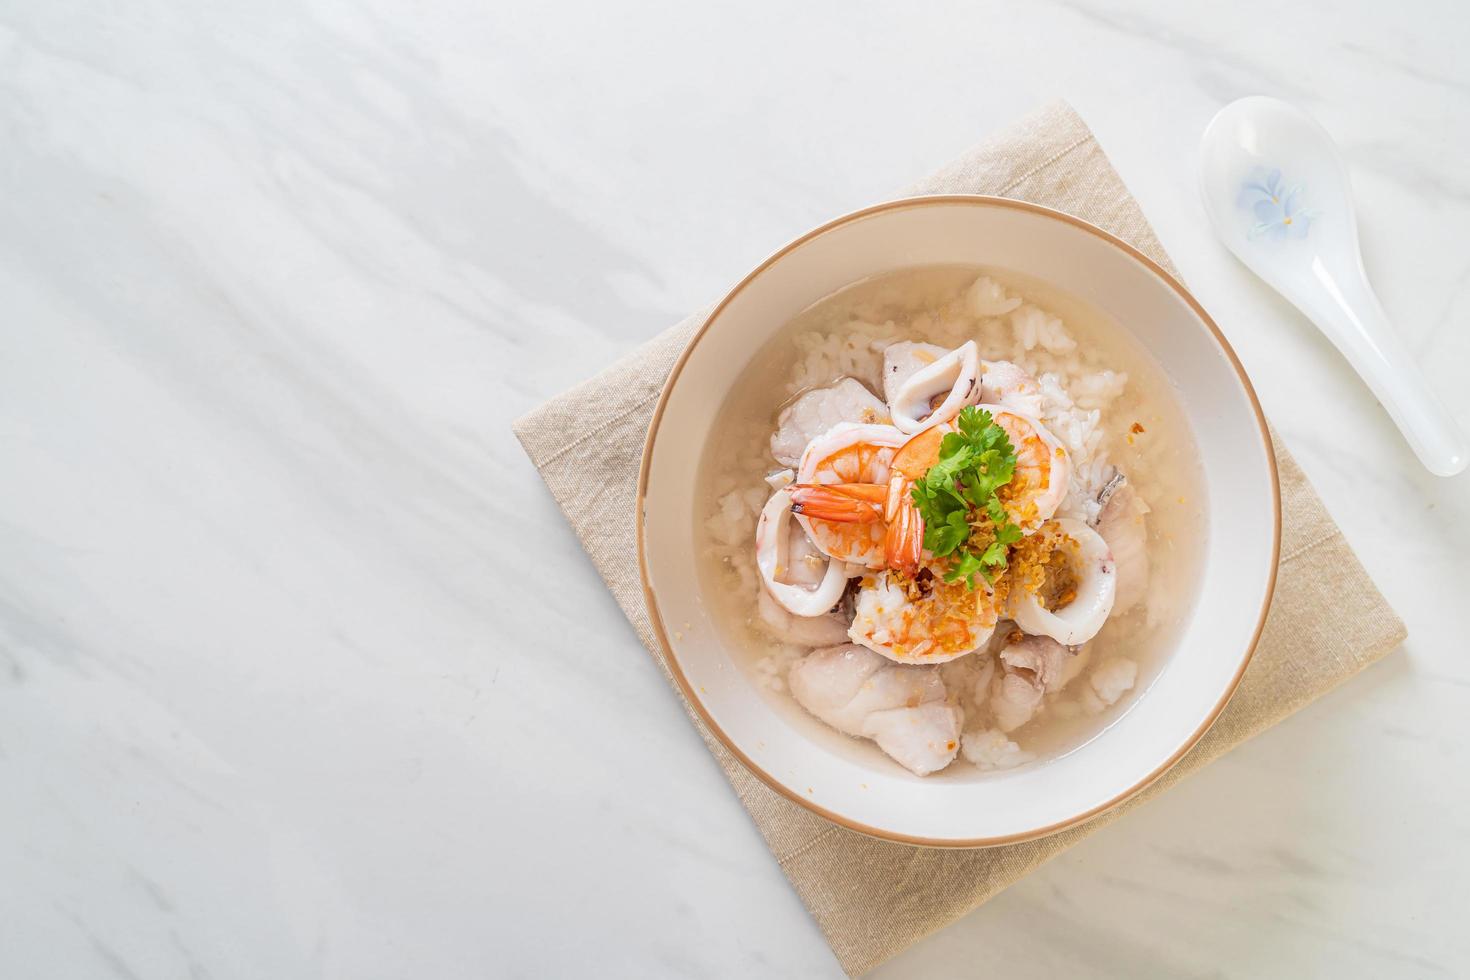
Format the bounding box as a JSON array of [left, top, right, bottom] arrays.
[[1199, 96, 1467, 477]]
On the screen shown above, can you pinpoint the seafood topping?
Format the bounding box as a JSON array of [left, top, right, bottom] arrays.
[[979, 359, 1045, 417], [770, 378, 891, 467], [788, 644, 962, 776], [792, 423, 908, 568], [888, 341, 982, 434], [989, 632, 1073, 732], [979, 405, 1070, 533], [847, 569, 1001, 664], [882, 341, 948, 405], [755, 488, 849, 617], [1092, 470, 1150, 615], [1008, 519, 1117, 645], [998, 631, 1074, 692], [908, 406, 1026, 588], [730, 272, 1177, 777]]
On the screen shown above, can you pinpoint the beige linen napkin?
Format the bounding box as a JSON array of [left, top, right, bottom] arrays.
[[513, 102, 1405, 976]]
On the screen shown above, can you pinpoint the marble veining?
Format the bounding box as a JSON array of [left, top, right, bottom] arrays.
[[0, 0, 1466, 977]]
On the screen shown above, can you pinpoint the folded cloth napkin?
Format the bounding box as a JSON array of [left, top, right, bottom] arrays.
[[513, 101, 1405, 977]]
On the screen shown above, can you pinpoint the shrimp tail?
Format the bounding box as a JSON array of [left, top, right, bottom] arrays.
[[884, 475, 907, 523], [884, 500, 925, 575], [790, 484, 885, 523]]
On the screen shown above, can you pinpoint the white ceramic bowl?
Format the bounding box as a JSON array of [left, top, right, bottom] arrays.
[[638, 196, 1279, 847]]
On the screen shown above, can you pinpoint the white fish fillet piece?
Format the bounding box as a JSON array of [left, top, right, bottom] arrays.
[[770, 378, 890, 467], [998, 634, 1072, 693], [990, 670, 1044, 733], [862, 702, 965, 777], [1093, 475, 1150, 615], [788, 643, 961, 776], [881, 341, 949, 406]]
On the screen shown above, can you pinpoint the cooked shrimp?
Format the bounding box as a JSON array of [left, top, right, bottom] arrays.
[[888, 341, 982, 434], [790, 423, 908, 568], [789, 421, 944, 575], [847, 570, 1001, 664], [770, 378, 891, 467], [787, 643, 962, 776], [755, 488, 849, 617], [1092, 471, 1150, 615], [1008, 518, 1116, 645], [978, 404, 1071, 533], [880, 423, 947, 574]]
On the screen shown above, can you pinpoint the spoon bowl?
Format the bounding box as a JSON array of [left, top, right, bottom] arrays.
[[1199, 96, 1467, 477]]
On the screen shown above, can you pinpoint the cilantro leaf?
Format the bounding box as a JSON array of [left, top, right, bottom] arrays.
[[938, 431, 969, 459], [925, 509, 970, 556], [905, 405, 1027, 589], [994, 520, 1024, 548], [943, 550, 985, 586], [955, 406, 988, 443], [984, 495, 1007, 524]]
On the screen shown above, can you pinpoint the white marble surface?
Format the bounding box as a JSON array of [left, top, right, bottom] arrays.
[[1, 0, 1466, 976]]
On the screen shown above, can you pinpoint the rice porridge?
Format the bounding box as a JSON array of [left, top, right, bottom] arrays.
[[696, 266, 1207, 776]]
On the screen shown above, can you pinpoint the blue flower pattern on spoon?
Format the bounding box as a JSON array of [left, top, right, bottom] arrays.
[[1237, 166, 1321, 240]]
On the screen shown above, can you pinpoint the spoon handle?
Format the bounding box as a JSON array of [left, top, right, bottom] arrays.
[[1298, 264, 1467, 477]]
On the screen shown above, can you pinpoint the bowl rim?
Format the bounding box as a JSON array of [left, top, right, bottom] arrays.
[[635, 194, 1282, 848]]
